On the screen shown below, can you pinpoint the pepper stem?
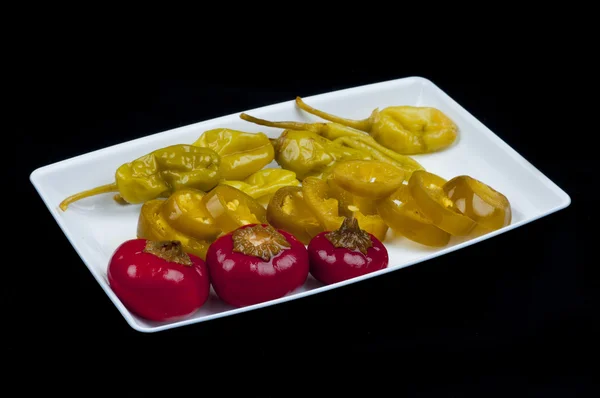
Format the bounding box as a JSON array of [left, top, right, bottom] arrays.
[[240, 113, 323, 134], [59, 182, 119, 211], [325, 216, 373, 255], [143, 240, 193, 266], [295, 97, 374, 132]]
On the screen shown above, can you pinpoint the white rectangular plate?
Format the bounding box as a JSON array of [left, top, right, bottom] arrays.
[[30, 77, 571, 333]]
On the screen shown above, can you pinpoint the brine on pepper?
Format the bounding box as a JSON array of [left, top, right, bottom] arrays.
[[192, 128, 274, 181], [376, 185, 451, 247], [239, 113, 423, 179], [266, 186, 324, 244], [443, 175, 512, 231], [295, 96, 458, 155], [302, 177, 388, 242], [220, 168, 300, 207], [407, 170, 476, 236], [59, 144, 221, 211], [137, 197, 215, 261], [201, 184, 268, 234]]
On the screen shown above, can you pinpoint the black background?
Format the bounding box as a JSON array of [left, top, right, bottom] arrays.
[[10, 39, 595, 394]]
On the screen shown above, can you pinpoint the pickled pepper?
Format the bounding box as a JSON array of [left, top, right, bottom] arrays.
[[220, 168, 300, 207], [59, 144, 221, 211], [192, 128, 274, 181], [295, 97, 458, 155], [267, 186, 323, 244], [239, 113, 423, 178]]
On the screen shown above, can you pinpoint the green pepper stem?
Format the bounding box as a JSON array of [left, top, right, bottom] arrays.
[[296, 97, 373, 132], [240, 113, 322, 134], [59, 182, 119, 211]]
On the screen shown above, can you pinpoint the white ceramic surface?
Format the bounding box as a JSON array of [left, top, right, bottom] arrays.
[[30, 77, 571, 332]]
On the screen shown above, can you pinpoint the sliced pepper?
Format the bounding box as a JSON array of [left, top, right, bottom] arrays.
[[327, 178, 377, 217], [302, 176, 387, 240], [302, 177, 345, 232], [137, 199, 211, 260], [266, 186, 323, 244], [193, 128, 274, 181], [160, 188, 221, 241], [443, 175, 512, 231], [220, 168, 300, 207], [408, 170, 476, 236], [330, 160, 406, 199], [201, 184, 268, 234], [376, 185, 451, 247]]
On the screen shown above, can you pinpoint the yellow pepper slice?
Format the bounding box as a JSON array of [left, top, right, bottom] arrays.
[[266, 186, 323, 244], [408, 170, 476, 236], [443, 175, 512, 231], [160, 188, 221, 241], [201, 185, 268, 234], [331, 160, 406, 199], [376, 185, 450, 247], [137, 199, 211, 260]]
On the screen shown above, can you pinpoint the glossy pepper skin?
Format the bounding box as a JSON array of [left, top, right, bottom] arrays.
[[220, 168, 300, 207], [206, 223, 309, 307], [193, 128, 274, 181], [443, 175, 512, 231], [137, 193, 216, 261], [302, 176, 388, 241], [59, 144, 221, 211], [266, 186, 324, 244], [296, 96, 458, 155], [308, 217, 389, 285], [408, 170, 476, 236], [376, 185, 451, 247], [201, 184, 268, 235], [239, 113, 423, 178], [107, 239, 210, 322]]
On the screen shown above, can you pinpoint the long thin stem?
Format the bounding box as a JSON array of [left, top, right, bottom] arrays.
[[59, 182, 119, 211], [240, 113, 322, 134], [296, 97, 373, 132]]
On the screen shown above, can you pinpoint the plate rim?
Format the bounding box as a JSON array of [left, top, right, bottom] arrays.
[[29, 75, 572, 333]]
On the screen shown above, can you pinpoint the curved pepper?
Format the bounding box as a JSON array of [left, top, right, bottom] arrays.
[[59, 144, 221, 211], [443, 175, 512, 231], [220, 168, 300, 207], [266, 186, 324, 244], [192, 128, 274, 181], [296, 97, 458, 155], [201, 184, 268, 234], [408, 170, 476, 236], [160, 188, 221, 241], [302, 177, 388, 241], [376, 185, 451, 247], [239, 113, 423, 178], [137, 198, 212, 260]]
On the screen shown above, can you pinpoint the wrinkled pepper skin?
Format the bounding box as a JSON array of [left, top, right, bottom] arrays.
[[193, 128, 274, 181], [115, 144, 221, 204], [239, 113, 423, 179], [59, 144, 221, 210], [266, 129, 368, 180], [220, 168, 300, 207], [295, 97, 458, 155]]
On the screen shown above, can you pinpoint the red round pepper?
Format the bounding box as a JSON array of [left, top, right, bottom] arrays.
[[206, 223, 309, 307], [307, 217, 389, 285], [107, 238, 210, 322]]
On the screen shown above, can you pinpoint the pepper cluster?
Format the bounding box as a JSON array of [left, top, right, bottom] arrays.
[[59, 95, 512, 324]]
